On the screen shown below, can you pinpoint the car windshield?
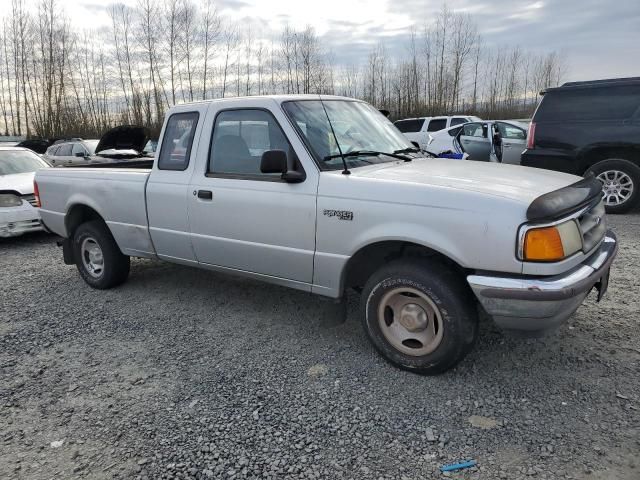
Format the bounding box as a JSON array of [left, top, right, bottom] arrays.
[[0, 150, 49, 175], [282, 99, 415, 170], [84, 140, 99, 154]]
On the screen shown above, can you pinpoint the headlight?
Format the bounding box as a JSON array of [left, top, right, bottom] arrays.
[[0, 194, 23, 207], [520, 220, 582, 262]]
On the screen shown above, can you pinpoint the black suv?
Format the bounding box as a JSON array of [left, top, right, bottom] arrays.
[[521, 77, 640, 213]]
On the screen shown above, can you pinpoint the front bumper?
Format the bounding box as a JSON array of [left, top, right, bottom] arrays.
[[467, 230, 618, 334], [0, 202, 43, 238]]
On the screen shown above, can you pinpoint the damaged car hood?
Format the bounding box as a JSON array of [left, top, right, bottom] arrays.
[[0, 171, 35, 195], [95, 125, 150, 157]]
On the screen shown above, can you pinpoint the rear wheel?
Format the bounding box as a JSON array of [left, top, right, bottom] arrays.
[[586, 158, 640, 214], [72, 220, 130, 289], [361, 259, 478, 375]]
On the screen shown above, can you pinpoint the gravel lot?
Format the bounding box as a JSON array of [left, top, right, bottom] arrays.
[[1, 213, 639, 480]]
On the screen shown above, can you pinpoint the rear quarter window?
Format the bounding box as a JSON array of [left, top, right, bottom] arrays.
[[448, 126, 463, 137], [394, 119, 424, 133], [158, 112, 199, 171], [426, 118, 447, 132], [57, 144, 72, 156], [536, 85, 640, 122]]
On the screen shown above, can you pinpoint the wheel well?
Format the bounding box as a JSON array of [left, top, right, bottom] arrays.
[[581, 146, 640, 174], [342, 241, 465, 293], [65, 204, 104, 238]]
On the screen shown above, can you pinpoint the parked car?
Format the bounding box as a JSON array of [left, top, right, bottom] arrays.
[[44, 139, 99, 166], [521, 77, 640, 213], [428, 120, 528, 164], [394, 115, 481, 149], [0, 147, 50, 237], [36, 95, 617, 375]]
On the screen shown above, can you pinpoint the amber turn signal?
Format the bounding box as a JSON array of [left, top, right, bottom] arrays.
[[523, 226, 564, 261]]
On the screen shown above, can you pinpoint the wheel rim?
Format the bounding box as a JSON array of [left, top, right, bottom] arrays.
[[377, 287, 444, 356], [596, 170, 634, 206], [81, 237, 104, 278]]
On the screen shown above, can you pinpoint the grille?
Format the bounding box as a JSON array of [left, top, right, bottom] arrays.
[[22, 194, 38, 207], [578, 200, 606, 253]]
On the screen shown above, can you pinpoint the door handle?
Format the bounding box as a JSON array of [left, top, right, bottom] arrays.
[[197, 190, 213, 200]]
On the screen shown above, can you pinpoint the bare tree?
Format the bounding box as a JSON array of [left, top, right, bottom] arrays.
[[0, 1, 569, 136], [200, 0, 220, 99], [220, 24, 237, 98]]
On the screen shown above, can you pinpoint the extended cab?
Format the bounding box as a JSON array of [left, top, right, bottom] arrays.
[[35, 95, 617, 374]]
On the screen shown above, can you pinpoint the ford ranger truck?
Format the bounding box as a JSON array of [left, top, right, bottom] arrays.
[[34, 95, 618, 374]]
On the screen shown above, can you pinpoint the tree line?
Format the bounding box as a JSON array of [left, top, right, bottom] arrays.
[[0, 0, 566, 139]]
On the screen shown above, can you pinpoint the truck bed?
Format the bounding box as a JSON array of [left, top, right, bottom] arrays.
[[36, 167, 155, 258]]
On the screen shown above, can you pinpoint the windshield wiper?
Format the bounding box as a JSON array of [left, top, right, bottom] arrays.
[[394, 147, 425, 161], [394, 147, 420, 154], [323, 150, 411, 162]]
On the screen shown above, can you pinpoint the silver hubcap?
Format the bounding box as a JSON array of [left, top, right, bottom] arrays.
[[81, 237, 104, 278], [377, 287, 444, 356], [597, 170, 634, 206]]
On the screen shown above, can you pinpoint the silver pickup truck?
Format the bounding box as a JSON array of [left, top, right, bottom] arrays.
[[35, 95, 618, 374]]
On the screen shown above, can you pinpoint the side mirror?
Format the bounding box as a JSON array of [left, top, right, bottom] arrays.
[[75, 152, 86, 157], [260, 150, 305, 183], [260, 149, 287, 173]]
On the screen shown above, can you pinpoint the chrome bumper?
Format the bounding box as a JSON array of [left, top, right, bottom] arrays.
[[467, 230, 618, 334]]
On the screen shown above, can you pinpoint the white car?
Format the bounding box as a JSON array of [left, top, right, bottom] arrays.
[[0, 147, 50, 238], [427, 120, 528, 164], [394, 115, 481, 149]]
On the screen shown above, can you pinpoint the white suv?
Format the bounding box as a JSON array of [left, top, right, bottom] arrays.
[[394, 116, 481, 149]]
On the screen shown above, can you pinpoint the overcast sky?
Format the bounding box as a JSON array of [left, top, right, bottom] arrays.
[[63, 0, 639, 81]]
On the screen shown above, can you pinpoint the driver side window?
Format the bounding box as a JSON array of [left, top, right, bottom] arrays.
[[209, 109, 298, 179], [71, 143, 87, 157]]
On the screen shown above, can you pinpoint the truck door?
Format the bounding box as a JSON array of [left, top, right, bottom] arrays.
[[188, 106, 317, 285], [459, 122, 491, 161], [146, 106, 207, 263]]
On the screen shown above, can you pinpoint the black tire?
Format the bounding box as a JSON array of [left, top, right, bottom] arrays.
[[361, 258, 478, 375], [72, 220, 130, 289], [585, 158, 640, 214]]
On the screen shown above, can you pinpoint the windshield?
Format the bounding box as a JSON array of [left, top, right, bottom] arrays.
[[282, 99, 415, 170], [0, 150, 49, 175], [84, 140, 99, 154]]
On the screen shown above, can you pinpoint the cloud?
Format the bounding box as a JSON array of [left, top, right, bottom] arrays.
[[63, 0, 640, 81]]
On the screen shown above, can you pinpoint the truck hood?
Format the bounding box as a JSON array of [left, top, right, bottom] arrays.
[[95, 125, 149, 156], [0, 171, 35, 195], [348, 158, 580, 204]]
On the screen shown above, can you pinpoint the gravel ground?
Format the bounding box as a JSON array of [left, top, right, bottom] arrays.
[[1, 213, 639, 480]]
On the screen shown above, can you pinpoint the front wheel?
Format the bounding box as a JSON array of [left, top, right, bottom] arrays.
[[586, 158, 640, 214], [361, 259, 478, 375], [72, 220, 130, 289]]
